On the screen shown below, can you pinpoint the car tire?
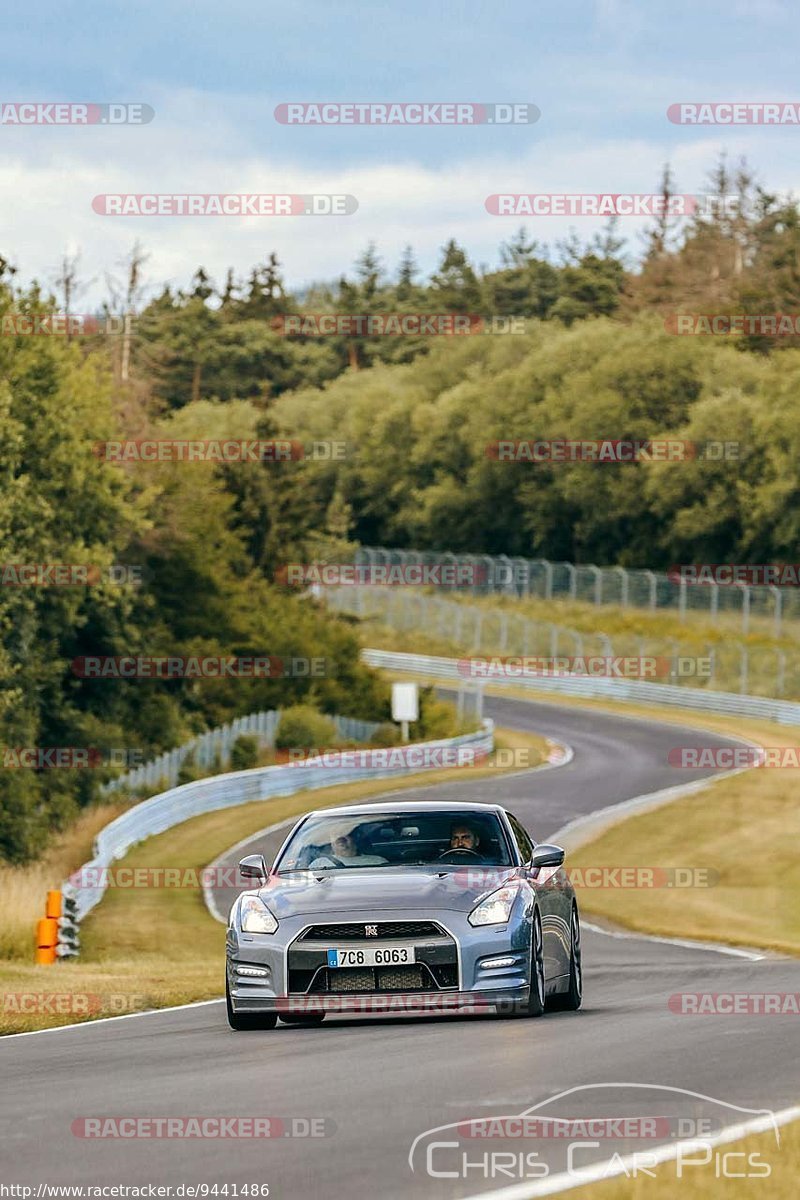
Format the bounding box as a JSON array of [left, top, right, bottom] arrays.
[[278, 1013, 326, 1026], [548, 905, 582, 1012], [226, 975, 278, 1030], [497, 908, 546, 1019]]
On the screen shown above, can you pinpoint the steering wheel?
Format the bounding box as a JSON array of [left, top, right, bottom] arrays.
[[437, 848, 482, 864]]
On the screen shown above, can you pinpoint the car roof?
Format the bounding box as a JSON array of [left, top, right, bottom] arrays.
[[303, 800, 508, 819]]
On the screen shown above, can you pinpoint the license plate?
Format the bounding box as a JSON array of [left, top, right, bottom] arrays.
[[327, 945, 416, 968]]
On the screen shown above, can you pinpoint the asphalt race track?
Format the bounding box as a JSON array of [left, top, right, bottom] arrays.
[[2, 694, 798, 1199]]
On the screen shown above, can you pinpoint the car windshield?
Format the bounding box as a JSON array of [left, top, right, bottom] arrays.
[[274, 810, 514, 871]]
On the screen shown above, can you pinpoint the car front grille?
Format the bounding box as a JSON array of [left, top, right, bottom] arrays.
[[299, 921, 445, 941], [287, 921, 459, 995], [316, 965, 431, 993], [329, 969, 376, 993]]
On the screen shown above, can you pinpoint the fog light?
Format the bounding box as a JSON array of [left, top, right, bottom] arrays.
[[481, 956, 517, 969], [236, 966, 268, 978]]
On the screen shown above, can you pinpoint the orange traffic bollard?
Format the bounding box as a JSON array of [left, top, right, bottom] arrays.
[[35, 915, 59, 965], [45, 889, 62, 920]]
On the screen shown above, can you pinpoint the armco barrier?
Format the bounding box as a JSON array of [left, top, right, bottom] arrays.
[[360, 648, 800, 726], [107, 710, 380, 795], [60, 719, 494, 935]]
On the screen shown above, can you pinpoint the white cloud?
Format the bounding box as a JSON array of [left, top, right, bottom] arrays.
[[1, 101, 796, 305]]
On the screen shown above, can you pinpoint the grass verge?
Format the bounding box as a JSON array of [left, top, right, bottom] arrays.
[[565, 1117, 800, 1200], [0, 726, 548, 1035], [0, 801, 129, 961]]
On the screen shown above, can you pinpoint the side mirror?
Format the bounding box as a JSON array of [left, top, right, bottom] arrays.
[[529, 843, 565, 869], [239, 854, 268, 884]]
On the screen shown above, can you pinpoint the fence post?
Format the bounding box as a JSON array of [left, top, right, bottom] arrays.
[[709, 582, 719, 623], [499, 611, 509, 651], [586, 565, 602, 606], [770, 586, 782, 640], [644, 569, 657, 611], [738, 584, 751, 635], [542, 559, 553, 601]]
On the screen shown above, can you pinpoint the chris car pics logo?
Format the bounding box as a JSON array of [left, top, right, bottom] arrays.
[[409, 1083, 780, 1182]]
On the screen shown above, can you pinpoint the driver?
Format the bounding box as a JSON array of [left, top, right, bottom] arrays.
[[438, 822, 486, 862], [449, 822, 481, 852], [309, 825, 388, 869]]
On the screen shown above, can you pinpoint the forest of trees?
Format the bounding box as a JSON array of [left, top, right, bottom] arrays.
[[2, 156, 799, 860]]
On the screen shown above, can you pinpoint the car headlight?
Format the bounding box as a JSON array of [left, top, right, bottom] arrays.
[[468, 884, 519, 927], [240, 895, 278, 934]]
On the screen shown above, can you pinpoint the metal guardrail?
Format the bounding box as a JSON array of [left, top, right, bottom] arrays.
[[108, 710, 380, 794], [361, 648, 800, 727], [356, 546, 798, 636], [60, 719, 495, 934]]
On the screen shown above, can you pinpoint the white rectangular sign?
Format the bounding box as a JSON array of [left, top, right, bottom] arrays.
[[391, 682, 419, 723]]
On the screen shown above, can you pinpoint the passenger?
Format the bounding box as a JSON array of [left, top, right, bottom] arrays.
[[310, 826, 388, 868]]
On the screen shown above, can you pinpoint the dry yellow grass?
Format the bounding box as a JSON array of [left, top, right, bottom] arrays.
[[566, 1116, 800, 1200], [0, 801, 127, 960]]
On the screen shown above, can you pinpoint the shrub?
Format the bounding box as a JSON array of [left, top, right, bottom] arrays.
[[230, 735, 259, 772], [275, 705, 337, 751], [369, 722, 402, 747]]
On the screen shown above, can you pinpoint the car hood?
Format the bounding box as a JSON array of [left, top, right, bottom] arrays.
[[257, 866, 519, 918]]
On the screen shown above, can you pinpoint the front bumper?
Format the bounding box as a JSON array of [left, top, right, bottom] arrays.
[[227, 907, 532, 1015]]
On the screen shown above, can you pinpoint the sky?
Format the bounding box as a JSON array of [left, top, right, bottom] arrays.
[[1, 0, 799, 306]]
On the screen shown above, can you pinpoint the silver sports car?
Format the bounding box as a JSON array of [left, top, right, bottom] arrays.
[[225, 800, 582, 1028]]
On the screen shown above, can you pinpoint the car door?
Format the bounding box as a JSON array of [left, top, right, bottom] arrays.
[[506, 812, 569, 982]]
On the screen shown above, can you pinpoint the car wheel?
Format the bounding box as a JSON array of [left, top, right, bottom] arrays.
[[226, 975, 278, 1030], [497, 908, 545, 1019], [279, 1013, 326, 1026], [549, 905, 582, 1012]]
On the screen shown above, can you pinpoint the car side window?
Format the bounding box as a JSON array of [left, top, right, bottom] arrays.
[[507, 813, 534, 863]]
